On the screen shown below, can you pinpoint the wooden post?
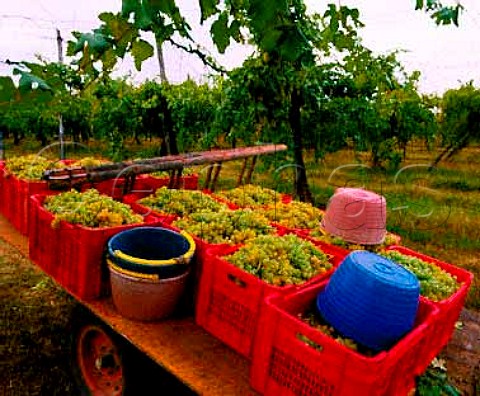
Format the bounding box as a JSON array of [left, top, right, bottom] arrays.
[[56, 28, 65, 160]]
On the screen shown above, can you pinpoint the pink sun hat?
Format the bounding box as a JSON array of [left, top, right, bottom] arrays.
[[321, 188, 387, 245]]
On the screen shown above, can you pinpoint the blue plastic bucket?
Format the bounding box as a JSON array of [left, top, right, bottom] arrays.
[[107, 227, 196, 279], [317, 250, 420, 351]]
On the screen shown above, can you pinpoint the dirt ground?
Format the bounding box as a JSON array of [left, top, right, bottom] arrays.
[[0, 236, 78, 395], [0, 218, 479, 395]]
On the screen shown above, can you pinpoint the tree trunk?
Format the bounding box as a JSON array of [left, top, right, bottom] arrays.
[[290, 88, 313, 204], [430, 131, 471, 169], [155, 35, 168, 84]]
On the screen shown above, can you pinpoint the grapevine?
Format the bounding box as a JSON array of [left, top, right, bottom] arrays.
[[216, 184, 285, 208], [379, 250, 461, 301], [224, 234, 333, 286], [139, 187, 226, 216], [172, 209, 275, 245], [44, 189, 143, 228], [259, 201, 324, 229]]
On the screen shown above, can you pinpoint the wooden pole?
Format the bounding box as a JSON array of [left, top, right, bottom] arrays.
[[56, 28, 65, 160], [44, 144, 288, 185]]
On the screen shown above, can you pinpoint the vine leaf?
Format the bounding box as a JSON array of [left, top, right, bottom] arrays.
[[0, 76, 16, 103], [211, 12, 230, 53], [260, 28, 283, 52], [122, 0, 140, 17], [70, 32, 111, 55], [13, 69, 53, 94], [199, 0, 220, 22], [131, 39, 154, 70]]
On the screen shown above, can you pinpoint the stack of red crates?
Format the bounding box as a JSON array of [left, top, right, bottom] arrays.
[[0, 159, 76, 235], [385, 246, 474, 377], [249, 279, 439, 396], [194, 238, 347, 359], [192, 236, 473, 395]]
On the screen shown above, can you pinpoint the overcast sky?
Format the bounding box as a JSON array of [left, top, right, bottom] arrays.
[[0, 0, 479, 95]]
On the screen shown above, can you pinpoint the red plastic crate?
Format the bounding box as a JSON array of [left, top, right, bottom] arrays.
[[29, 194, 161, 300], [14, 178, 54, 235], [0, 161, 5, 215], [1, 174, 15, 223], [81, 175, 154, 200], [250, 280, 439, 396], [195, 241, 344, 359], [385, 245, 474, 375], [28, 194, 72, 274], [2, 159, 76, 235]]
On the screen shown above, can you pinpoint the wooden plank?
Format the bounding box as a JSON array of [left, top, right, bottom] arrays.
[[86, 299, 257, 395]]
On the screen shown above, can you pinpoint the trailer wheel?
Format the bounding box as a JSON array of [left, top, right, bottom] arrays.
[[76, 324, 125, 396]]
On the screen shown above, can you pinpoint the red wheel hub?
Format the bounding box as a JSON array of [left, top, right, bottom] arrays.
[[77, 325, 124, 396]]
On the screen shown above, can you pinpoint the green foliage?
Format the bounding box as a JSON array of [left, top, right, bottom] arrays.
[[416, 358, 461, 396], [161, 80, 221, 151], [415, 0, 463, 26], [439, 83, 480, 149]]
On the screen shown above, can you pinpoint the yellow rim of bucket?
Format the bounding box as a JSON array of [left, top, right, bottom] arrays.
[[107, 259, 160, 280], [112, 230, 196, 266]]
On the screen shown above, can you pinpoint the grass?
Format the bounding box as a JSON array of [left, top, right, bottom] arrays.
[[0, 239, 78, 395]]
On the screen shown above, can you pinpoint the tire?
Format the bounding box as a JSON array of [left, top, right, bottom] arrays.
[[70, 306, 196, 396], [74, 322, 125, 396]]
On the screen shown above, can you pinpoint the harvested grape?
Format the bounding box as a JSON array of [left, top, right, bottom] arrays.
[[150, 168, 197, 177], [309, 230, 400, 252], [224, 234, 333, 286], [44, 189, 143, 228], [139, 187, 226, 216], [216, 184, 285, 208], [5, 155, 65, 181], [297, 306, 376, 356], [5, 155, 109, 180], [73, 157, 110, 167], [379, 250, 461, 301], [173, 209, 275, 245], [259, 201, 324, 229]]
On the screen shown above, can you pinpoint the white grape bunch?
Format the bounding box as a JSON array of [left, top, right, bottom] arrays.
[[224, 234, 333, 286], [173, 209, 275, 244], [139, 187, 227, 216], [216, 184, 285, 208], [259, 201, 324, 229], [44, 189, 143, 228], [379, 250, 461, 301]]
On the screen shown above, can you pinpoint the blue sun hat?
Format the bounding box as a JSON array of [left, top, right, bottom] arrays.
[[317, 250, 420, 351]]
